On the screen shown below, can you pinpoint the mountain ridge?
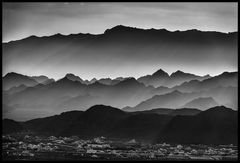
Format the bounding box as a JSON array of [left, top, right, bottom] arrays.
[[4, 25, 237, 44], [2, 105, 237, 145]]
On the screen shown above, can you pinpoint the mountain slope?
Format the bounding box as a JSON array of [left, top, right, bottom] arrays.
[[163, 70, 211, 88], [2, 119, 24, 134], [173, 71, 238, 92], [3, 105, 237, 145], [158, 106, 238, 145], [31, 75, 50, 84], [137, 69, 170, 87], [125, 90, 199, 111], [182, 97, 219, 110], [3, 72, 38, 90], [5, 84, 28, 94]]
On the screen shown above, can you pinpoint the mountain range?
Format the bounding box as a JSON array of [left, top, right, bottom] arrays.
[[2, 105, 238, 145], [2, 69, 238, 121], [137, 69, 211, 88], [3, 25, 237, 119], [3, 25, 237, 83]]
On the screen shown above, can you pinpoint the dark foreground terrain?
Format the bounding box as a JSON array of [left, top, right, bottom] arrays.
[[2, 133, 238, 161], [2, 105, 238, 161]]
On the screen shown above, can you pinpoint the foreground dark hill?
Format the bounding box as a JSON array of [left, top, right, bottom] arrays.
[[2, 119, 24, 134], [157, 106, 238, 145], [2, 105, 237, 145], [24, 110, 84, 135], [61, 105, 128, 138]]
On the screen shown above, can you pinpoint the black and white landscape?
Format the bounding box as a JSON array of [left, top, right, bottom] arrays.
[[2, 2, 238, 161]]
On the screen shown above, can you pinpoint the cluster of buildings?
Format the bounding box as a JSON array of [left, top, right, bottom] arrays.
[[2, 134, 238, 160]]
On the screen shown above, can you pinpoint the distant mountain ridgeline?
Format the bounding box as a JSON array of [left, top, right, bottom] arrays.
[[2, 105, 238, 145], [3, 25, 237, 90], [2, 25, 238, 121], [2, 69, 238, 121]]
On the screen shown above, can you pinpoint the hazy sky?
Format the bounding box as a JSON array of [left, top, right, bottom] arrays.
[[2, 2, 238, 80], [3, 2, 238, 42]]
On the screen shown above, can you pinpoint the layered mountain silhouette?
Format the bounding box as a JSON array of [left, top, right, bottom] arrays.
[[124, 85, 237, 112], [137, 69, 211, 88], [2, 25, 237, 146], [172, 71, 238, 92], [3, 72, 55, 91], [2, 105, 237, 145], [3, 25, 237, 85], [164, 71, 211, 88], [137, 69, 169, 87], [2, 70, 238, 121], [123, 90, 193, 111], [3, 72, 38, 90]]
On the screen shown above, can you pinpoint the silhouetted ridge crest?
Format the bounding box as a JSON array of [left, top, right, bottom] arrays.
[[5, 72, 21, 77], [85, 105, 125, 116], [152, 69, 169, 77], [221, 71, 238, 77], [200, 105, 235, 115], [4, 72, 32, 79], [104, 25, 139, 34], [65, 73, 77, 78]]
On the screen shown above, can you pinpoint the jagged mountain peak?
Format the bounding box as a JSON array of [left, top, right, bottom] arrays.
[[64, 73, 84, 82], [104, 25, 138, 33], [90, 78, 97, 83], [152, 69, 169, 77]]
